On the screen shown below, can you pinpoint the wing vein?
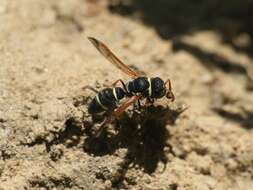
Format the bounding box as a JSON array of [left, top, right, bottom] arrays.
[[88, 37, 140, 78]]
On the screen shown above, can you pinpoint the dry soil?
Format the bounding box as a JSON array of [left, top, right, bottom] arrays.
[[0, 1, 253, 190]]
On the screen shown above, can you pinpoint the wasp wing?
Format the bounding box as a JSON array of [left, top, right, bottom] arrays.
[[95, 95, 141, 136], [113, 95, 141, 117], [88, 37, 140, 78]]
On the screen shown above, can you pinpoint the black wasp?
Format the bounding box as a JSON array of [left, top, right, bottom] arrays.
[[84, 37, 175, 134]]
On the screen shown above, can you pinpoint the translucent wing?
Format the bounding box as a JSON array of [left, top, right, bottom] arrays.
[[113, 95, 141, 117], [95, 95, 141, 136], [88, 37, 140, 78]]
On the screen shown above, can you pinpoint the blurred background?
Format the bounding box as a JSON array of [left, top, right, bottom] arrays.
[[108, 0, 253, 77], [109, 0, 253, 42]]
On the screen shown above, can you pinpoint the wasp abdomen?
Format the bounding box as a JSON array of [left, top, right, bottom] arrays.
[[88, 98, 104, 114], [88, 87, 125, 115], [98, 88, 116, 107]]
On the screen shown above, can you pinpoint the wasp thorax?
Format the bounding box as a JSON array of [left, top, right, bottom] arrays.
[[128, 77, 150, 94]]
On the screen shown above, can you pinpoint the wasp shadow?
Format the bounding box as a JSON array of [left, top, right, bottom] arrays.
[[108, 0, 253, 58], [214, 108, 253, 129], [83, 104, 185, 173], [172, 39, 247, 75]]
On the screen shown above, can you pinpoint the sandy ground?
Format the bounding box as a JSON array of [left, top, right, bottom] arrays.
[[1, 1, 253, 189]]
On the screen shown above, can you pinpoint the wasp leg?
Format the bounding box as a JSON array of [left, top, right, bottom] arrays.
[[112, 79, 127, 91], [82, 85, 99, 93], [135, 99, 142, 114], [138, 100, 142, 108], [112, 79, 124, 86], [104, 79, 127, 90], [165, 79, 175, 101], [144, 98, 154, 107], [132, 99, 142, 114], [95, 95, 141, 137], [165, 79, 172, 91]]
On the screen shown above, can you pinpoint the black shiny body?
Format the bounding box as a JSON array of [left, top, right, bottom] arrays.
[[88, 87, 125, 114], [126, 77, 149, 95], [126, 77, 166, 99], [88, 77, 167, 114]]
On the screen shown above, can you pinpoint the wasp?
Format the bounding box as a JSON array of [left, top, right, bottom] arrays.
[[85, 37, 175, 134]]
